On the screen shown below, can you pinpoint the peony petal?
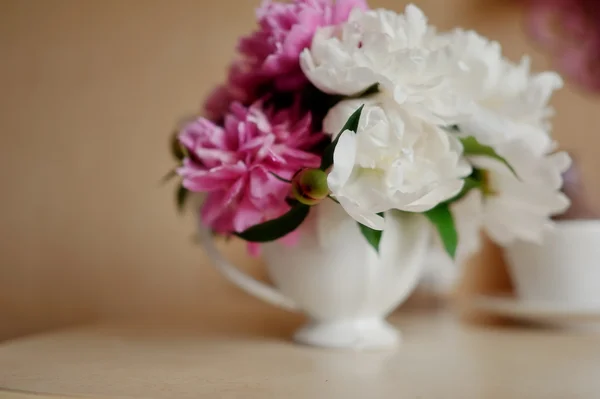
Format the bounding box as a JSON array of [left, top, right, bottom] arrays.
[[337, 196, 386, 230], [201, 191, 232, 232], [247, 165, 288, 209], [232, 195, 264, 233], [402, 180, 464, 213], [450, 189, 484, 264], [403, 4, 429, 48], [203, 85, 233, 121], [332, 0, 369, 24], [483, 196, 555, 245], [550, 150, 572, 174], [179, 163, 246, 192], [327, 130, 357, 191], [192, 147, 238, 165], [323, 99, 367, 136], [278, 147, 322, 168]]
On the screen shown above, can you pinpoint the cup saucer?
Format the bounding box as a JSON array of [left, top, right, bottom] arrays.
[[471, 295, 600, 330]]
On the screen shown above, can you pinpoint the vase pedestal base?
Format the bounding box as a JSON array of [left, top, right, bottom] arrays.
[[293, 319, 400, 350]]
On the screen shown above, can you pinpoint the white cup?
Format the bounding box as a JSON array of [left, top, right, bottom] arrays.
[[505, 220, 600, 307]]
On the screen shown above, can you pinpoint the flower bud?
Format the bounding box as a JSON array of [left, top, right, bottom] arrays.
[[291, 168, 329, 206]]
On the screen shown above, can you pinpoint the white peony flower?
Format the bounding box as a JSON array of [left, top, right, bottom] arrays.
[[467, 140, 571, 245], [442, 29, 563, 156], [434, 29, 569, 246], [300, 5, 472, 126], [325, 98, 472, 230]]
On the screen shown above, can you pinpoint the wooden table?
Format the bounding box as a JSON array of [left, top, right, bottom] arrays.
[[1, 300, 600, 399]]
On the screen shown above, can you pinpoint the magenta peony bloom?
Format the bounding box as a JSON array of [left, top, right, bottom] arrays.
[[178, 100, 325, 237], [526, 0, 600, 91], [204, 0, 368, 120]]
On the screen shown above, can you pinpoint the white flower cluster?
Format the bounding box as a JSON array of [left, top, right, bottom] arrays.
[[300, 4, 570, 253]]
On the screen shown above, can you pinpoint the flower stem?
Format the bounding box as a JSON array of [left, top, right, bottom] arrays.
[[327, 195, 340, 204], [270, 172, 292, 184]]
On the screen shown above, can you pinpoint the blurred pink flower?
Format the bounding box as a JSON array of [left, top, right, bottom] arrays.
[[178, 100, 325, 241], [205, 0, 368, 120], [526, 0, 600, 90]]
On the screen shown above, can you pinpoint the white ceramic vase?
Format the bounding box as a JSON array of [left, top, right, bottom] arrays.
[[198, 199, 430, 350]]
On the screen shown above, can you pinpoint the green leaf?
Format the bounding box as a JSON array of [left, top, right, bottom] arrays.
[[444, 175, 482, 204], [285, 197, 299, 207], [236, 204, 311, 243], [461, 175, 482, 194], [176, 184, 189, 213], [460, 136, 518, 178], [425, 204, 458, 260], [170, 131, 187, 161], [358, 222, 383, 253], [320, 105, 364, 171], [160, 169, 178, 185]]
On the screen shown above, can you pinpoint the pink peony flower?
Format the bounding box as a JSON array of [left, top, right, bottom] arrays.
[[204, 0, 369, 120], [178, 100, 325, 240], [526, 0, 600, 91]]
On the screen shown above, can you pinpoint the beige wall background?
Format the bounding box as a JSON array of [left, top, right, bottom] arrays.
[[1, 0, 599, 340]]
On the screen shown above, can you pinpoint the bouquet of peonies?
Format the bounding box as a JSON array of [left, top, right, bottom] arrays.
[[166, 1, 571, 260]]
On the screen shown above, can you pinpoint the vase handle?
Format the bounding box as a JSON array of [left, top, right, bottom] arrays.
[[197, 221, 299, 312]]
